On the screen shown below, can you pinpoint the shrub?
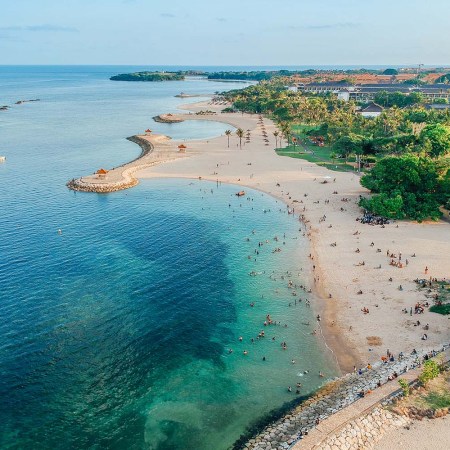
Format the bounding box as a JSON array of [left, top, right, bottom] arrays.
[[429, 303, 450, 315], [418, 360, 440, 386], [398, 378, 410, 397]]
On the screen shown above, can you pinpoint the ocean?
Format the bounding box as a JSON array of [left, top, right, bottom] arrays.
[[0, 66, 337, 449]]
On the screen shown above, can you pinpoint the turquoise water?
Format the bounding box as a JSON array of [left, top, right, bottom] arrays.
[[0, 67, 336, 449]]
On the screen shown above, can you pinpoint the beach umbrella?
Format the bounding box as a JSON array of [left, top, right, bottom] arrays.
[[145, 129, 152, 135], [178, 144, 187, 152]]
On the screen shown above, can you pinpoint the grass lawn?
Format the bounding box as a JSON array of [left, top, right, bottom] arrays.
[[396, 371, 450, 411], [275, 145, 357, 173], [275, 123, 357, 172]]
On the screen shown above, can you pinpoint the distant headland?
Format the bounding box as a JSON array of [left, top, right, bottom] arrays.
[[110, 71, 185, 82]]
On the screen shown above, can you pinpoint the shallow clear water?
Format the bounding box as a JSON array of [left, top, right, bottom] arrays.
[[0, 67, 336, 449]]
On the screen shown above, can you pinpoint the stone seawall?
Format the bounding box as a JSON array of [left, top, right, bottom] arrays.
[[125, 135, 154, 161], [315, 407, 410, 450], [66, 175, 139, 193], [153, 114, 184, 123], [235, 346, 448, 450], [66, 135, 155, 193]]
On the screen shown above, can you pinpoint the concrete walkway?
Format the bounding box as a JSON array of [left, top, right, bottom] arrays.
[[292, 368, 421, 449]]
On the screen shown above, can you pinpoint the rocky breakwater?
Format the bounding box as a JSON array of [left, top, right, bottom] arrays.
[[67, 135, 155, 193], [153, 113, 184, 123], [235, 346, 448, 450]]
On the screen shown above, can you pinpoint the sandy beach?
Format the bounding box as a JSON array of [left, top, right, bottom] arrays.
[[72, 98, 450, 373], [123, 99, 449, 373]]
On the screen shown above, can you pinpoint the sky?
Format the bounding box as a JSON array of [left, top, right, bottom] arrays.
[[0, 0, 449, 66]]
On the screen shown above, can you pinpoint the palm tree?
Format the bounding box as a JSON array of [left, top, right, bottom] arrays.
[[225, 129, 232, 148], [236, 128, 244, 148], [284, 130, 292, 147], [273, 130, 279, 148]]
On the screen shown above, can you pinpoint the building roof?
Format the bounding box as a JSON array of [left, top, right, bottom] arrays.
[[425, 103, 450, 110], [301, 83, 450, 93], [360, 102, 384, 113]]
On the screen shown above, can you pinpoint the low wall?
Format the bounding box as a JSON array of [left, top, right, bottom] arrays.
[[235, 346, 448, 450], [315, 407, 410, 450]]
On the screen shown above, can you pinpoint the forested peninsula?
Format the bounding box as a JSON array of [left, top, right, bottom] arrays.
[[110, 71, 185, 81]]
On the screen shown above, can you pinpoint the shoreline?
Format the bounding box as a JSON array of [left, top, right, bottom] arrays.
[[66, 98, 450, 377]]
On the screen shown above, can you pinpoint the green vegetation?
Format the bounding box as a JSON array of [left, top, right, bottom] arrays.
[[430, 304, 450, 315], [383, 68, 399, 75], [223, 77, 450, 220], [208, 71, 289, 81], [403, 78, 427, 85], [359, 155, 448, 220], [110, 71, 185, 81], [398, 378, 411, 397], [276, 147, 355, 172], [436, 73, 450, 84], [236, 128, 244, 148], [416, 279, 450, 315], [420, 123, 450, 157], [391, 371, 450, 415], [276, 124, 357, 172], [225, 129, 232, 148], [208, 68, 385, 82], [419, 360, 441, 386], [374, 91, 424, 108], [424, 391, 450, 409]]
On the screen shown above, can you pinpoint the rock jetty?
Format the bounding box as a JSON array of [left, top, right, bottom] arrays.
[[67, 135, 156, 193], [153, 114, 184, 123]]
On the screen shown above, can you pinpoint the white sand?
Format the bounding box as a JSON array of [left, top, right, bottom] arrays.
[[135, 100, 450, 373]]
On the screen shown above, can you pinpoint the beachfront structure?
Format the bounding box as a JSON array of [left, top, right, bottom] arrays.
[[96, 168, 108, 179], [358, 102, 384, 118], [425, 103, 450, 110], [292, 82, 450, 102]]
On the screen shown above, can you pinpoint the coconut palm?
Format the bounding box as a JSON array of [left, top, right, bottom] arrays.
[[236, 128, 244, 148], [273, 130, 279, 148], [225, 129, 232, 148]]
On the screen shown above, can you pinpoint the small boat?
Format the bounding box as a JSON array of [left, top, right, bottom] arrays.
[[0, 156, 6, 163], [236, 190, 245, 197]]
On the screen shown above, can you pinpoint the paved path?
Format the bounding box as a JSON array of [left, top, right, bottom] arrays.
[[292, 368, 421, 449]]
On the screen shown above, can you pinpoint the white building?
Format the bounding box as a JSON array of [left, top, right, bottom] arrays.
[[358, 102, 384, 118]]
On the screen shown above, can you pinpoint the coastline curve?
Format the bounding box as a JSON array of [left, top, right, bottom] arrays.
[[66, 135, 159, 193]]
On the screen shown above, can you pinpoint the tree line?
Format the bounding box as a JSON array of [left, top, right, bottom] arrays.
[[223, 82, 450, 220]]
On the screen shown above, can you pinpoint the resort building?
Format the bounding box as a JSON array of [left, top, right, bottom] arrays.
[[358, 102, 384, 118], [291, 82, 450, 102]]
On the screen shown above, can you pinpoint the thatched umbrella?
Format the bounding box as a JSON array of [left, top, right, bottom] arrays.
[[96, 168, 108, 178], [178, 144, 187, 153]]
